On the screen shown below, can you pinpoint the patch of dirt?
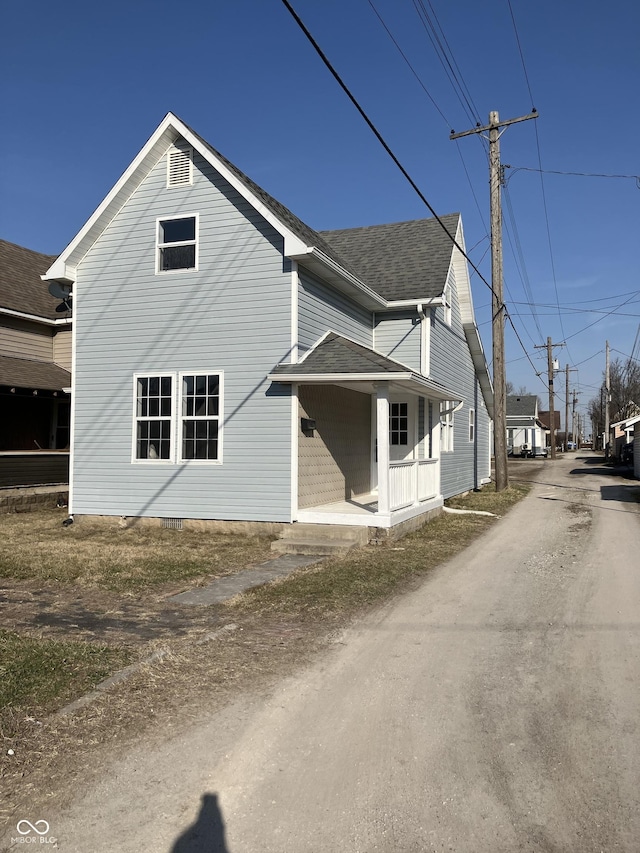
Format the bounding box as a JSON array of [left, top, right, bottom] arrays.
[[0, 578, 223, 648], [0, 608, 336, 842]]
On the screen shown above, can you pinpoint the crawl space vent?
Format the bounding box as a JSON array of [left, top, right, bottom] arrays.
[[162, 517, 184, 530], [167, 147, 192, 187]]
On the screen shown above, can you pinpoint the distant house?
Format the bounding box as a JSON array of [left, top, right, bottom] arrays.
[[43, 113, 493, 537], [539, 409, 561, 446], [0, 240, 71, 487], [506, 395, 546, 457], [609, 410, 640, 462]]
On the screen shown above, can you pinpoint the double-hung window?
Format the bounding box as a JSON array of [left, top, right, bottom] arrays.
[[180, 373, 221, 461], [135, 375, 173, 460], [134, 372, 222, 462], [157, 215, 198, 272], [440, 401, 454, 453]]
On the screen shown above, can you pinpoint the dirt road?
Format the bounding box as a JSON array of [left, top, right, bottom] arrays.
[[31, 455, 640, 851]]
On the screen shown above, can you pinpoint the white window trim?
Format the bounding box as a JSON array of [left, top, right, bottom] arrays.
[[155, 213, 199, 275], [440, 401, 454, 453], [469, 408, 475, 443], [132, 372, 176, 464], [178, 371, 224, 465], [443, 281, 452, 327], [131, 370, 224, 464]]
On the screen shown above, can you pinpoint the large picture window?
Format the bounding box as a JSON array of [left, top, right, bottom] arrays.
[[133, 371, 222, 462], [157, 215, 197, 272]]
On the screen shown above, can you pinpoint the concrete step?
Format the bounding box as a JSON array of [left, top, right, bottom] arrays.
[[270, 538, 361, 556], [271, 523, 369, 556]]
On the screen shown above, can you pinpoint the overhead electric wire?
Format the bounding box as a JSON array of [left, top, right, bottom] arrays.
[[510, 166, 640, 182], [279, 0, 496, 299], [507, 0, 572, 361], [366, 0, 490, 237], [411, 0, 483, 128], [281, 0, 548, 385], [502, 182, 544, 342]]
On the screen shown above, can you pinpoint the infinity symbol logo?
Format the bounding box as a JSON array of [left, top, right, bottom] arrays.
[[16, 820, 50, 836]]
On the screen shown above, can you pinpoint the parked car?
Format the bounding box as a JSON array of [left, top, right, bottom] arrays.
[[621, 441, 634, 464], [529, 446, 549, 458]]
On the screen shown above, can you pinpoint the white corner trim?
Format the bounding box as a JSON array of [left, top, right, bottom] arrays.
[[290, 383, 298, 522], [291, 261, 299, 364]]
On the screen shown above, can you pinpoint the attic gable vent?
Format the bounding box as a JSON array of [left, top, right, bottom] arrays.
[[167, 146, 192, 188]]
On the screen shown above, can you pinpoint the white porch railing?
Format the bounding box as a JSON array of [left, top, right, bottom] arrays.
[[389, 458, 438, 511]]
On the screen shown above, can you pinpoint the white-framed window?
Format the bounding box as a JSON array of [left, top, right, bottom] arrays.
[[469, 408, 475, 442], [440, 401, 454, 453], [134, 374, 174, 460], [133, 371, 223, 463], [156, 214, 198, 273], [443, 281, 452, 326], [179, 373, 221, 461], [390, 402, 409, 446]]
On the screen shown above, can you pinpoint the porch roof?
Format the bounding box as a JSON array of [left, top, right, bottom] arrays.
[[269, 333, 459, 401], [0, 354, 71, 391]]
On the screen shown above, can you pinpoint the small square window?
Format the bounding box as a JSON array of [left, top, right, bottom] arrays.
[[157, 216, 197, 272]]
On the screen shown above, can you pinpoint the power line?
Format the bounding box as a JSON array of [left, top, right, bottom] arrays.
[[366, 0, 450, 127], [510, 166, 640, 183], [506, 1, 572, 362], [280, 0, 548, 390], [279, 0, 497, 299], [411, 0, 482, 128]]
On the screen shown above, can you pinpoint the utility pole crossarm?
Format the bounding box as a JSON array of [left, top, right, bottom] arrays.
[[449, 111, 538, 140]]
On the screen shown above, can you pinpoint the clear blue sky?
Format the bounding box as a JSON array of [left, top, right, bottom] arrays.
[[2, 0, 638, 429]]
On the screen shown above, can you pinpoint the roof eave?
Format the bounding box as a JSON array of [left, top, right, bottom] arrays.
[[290, 248, 387, 310]]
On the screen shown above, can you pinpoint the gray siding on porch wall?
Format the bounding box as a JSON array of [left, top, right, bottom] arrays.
[[430, 268, 491, 498], [373, 311, 421, 372], [71, 150, 292, 521], [298, 270, 372, 354]]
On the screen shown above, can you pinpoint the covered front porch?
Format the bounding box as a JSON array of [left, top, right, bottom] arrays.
[[270, 333, 461, 529], [294, 382, 443, 528]]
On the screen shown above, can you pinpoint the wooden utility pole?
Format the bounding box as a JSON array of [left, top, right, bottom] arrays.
[[604, 340, 611, 456], [565, 364, 578, 450], [565, 365, 570, 450], [451, 110, 537, 491], [534, 338, 563, 459]]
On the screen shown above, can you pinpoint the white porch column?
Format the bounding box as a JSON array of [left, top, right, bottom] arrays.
[[375, 382, 390, 516]]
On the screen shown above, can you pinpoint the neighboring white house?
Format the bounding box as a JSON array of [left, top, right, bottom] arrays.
[[506, 395, 546, 457], [43, 112, 493, 537]]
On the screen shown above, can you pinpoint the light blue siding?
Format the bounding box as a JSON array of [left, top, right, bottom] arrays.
[[430, 268, 492, 497], [298, 270, 372, 352], [374, 311, 421, 371], [72, 149, 293, 521]]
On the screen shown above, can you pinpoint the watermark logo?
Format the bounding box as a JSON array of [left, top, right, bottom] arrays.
[[16, 822, 49, 836], [11, 819, 56, 845]]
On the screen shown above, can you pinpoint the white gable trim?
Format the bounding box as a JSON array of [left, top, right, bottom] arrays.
[[43, 113, 311, 284]]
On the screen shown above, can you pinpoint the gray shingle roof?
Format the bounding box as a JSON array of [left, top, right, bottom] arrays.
[[271, 333, 457, 399], [184, 119, 457, 302], [506, 395, 538, 417], [0, 354, 71, 391], [0, 240, 60, 320], [272, 333, 414, 376], [319, 215, 460, 302]]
